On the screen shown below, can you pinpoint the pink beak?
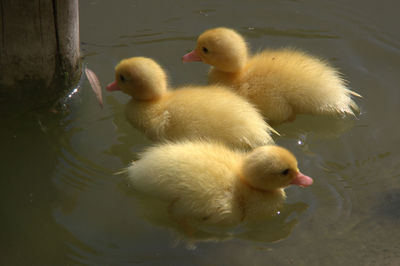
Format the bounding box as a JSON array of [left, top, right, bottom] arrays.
[[182, 50, 202, 62], [291, 172, 313, 188], [106, 81, 121, 92]]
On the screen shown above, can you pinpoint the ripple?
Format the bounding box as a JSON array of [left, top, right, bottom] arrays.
[[111, 30, 197, 47], [243, 26, 340, 39], [128, 36, 196, 45], [327, 1, 400, 53], [54, 147, 100, 192], [119, 32, 163, 39], [51, 114, 115, 193]]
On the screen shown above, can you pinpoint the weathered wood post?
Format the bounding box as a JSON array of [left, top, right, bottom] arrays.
[[0, 0, 80, 110]]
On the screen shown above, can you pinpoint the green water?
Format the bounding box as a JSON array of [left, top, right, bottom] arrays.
[[2, 0, 400, 265]]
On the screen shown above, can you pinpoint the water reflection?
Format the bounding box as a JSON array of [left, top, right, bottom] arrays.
[[275, 114, 361, 140], [105, 95, 152, 164], [120, 185, 310, 248]]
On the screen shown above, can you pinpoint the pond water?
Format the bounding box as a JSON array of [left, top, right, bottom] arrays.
[[2, 0, 400, 265]]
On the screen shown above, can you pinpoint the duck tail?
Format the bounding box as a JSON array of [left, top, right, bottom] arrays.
[[349, 100, 360, 116], [269, 126, 280, 136], [345, 89, 362, 115], [347, 89, 362, 98], [114, 165, 131, 176]]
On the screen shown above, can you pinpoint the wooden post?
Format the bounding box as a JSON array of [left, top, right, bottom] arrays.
[[0, 0, 80, 110]]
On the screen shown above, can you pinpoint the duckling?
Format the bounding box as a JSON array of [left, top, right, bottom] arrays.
[[182, 27, 362, 125], [126, 141, 313, 230], [107, 57, 277, 150]]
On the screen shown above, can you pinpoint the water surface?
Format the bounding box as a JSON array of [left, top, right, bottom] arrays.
[[2, 0, 400, 265]]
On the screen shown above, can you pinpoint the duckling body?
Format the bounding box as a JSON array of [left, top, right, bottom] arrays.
[[126, 141, 313, 229], [124, 87, 275, 148], [107, 57, 276, 150], [183, 27, 361, 125]]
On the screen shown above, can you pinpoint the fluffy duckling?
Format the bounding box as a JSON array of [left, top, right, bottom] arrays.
[[126, 141, 313, 230], [183, 27, 362, 125], [107, 57, 277, 150]]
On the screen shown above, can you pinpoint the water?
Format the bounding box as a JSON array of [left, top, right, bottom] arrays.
[[2, 0, 400, 264]]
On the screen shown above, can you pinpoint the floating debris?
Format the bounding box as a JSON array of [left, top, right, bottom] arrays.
[[85, 68, 103, 108]]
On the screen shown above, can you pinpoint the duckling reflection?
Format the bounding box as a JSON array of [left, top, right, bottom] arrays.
[[105, 94, 151, 165], [235, 201, 309, 243], [274, 113, 361, 140], [125, 184, 309, 245]]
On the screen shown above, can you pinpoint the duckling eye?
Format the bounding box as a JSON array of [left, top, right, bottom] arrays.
[[120, 74, 126, 82], [281, 169, 290, 175], [202, 47, 209, 54]]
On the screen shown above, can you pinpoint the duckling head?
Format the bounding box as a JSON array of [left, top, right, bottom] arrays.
[[241, 146, 313, 191], [106, 57, 168, 101], [182, 27, 248, 73]]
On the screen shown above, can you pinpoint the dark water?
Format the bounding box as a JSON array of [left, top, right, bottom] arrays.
[[2, 0, 400, 265]]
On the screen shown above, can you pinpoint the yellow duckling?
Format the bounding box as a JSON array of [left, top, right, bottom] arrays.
[[183, 27, 362, 125], [107, 57, 277, 150], [126, 140, 313, 231]]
